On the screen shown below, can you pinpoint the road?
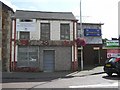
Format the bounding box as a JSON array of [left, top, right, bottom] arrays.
[[1, 72, 120, 89]]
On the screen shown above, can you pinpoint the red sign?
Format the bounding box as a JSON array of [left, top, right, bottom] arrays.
[[107, 49, 120, 58]]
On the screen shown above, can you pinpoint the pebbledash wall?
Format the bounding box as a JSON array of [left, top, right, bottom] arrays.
[[11, 10, 78, 72]]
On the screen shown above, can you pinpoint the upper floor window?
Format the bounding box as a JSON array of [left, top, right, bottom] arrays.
[[60, 24, 70, 40], [40, 23, 50, 40], [20, 31, 30, 40]]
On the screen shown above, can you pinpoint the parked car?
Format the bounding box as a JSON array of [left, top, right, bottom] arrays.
[[103, 56, 120, 76]]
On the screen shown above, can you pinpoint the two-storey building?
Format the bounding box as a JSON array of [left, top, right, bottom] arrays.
[[11, 10, 78, 72]]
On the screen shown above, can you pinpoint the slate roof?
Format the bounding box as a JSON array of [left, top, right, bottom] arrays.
[[15, 10, 77, 21]]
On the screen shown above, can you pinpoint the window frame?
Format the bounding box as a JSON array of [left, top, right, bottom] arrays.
[[60, 23, 70, 40], [19, 31, 30, 40], [40, 23, 50, 40]]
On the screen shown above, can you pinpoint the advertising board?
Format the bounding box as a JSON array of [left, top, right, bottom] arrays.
[[84, 28, 101, 36]]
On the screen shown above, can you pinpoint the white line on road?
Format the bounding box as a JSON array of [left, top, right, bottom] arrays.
[[69, 82, 118, 88]]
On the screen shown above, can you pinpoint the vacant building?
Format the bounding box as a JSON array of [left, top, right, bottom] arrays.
[[11, 10, 78, 72]]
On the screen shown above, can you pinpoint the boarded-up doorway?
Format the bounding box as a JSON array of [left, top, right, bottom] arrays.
[[43, 50, 55, 72]]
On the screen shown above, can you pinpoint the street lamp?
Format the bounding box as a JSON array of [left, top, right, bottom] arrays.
[[80, 0, 84, 70]]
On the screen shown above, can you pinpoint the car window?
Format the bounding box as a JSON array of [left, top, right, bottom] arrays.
[[109, 58, 116, 62]]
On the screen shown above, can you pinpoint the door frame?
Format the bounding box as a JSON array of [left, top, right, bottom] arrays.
[[93, 47, 101, 65]]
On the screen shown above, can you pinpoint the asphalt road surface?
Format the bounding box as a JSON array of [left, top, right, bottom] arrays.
[[1, 72, 120, 90]]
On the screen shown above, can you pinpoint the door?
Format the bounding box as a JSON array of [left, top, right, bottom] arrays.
[[94, 50, 100, 65], [43, 50, 55, 72], [78, 49, 81, 70]]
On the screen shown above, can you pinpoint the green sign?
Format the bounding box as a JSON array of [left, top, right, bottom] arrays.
[[106, 40, 119, 47]]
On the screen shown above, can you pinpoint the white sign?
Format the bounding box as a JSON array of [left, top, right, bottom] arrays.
[[30, 58, 36, 62], [16, 22, 36, 31], [107, 53, 120, 58]]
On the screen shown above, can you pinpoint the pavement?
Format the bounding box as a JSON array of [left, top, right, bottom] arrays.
[[70, 66, 105, 77], [2, 66, 105, 80]]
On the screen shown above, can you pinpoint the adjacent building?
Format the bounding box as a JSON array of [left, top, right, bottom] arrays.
[[77, 23, 105, 69], [11, 10, 78, 72], [0, 1, 14, 71], [103, 39, 120, 59], [0, 2, 2, 71]]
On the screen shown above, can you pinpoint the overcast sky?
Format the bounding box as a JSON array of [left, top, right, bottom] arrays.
[[1, 0, 120, 39]]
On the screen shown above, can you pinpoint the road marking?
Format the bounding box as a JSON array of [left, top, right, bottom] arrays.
[[69, 82, 118, 88]]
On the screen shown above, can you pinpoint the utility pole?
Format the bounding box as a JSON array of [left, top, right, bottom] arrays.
[[80, 0, 83, 70], [118, 35, 120, 47]]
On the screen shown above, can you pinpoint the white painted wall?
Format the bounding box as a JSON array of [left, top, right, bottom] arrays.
[[38, 20, 74, 40], [30, 22, 40, 40], [11, 42, 14, 62], [70, 22, 74, 40], [16, 19, 39, 40], [51, 21, 60, 40], [16, 19, 75, 41]]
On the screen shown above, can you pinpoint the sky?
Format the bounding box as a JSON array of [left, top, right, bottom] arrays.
[[1, 0, 120, 39]]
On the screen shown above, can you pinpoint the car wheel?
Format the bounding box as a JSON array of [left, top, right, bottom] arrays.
[[107, 72, 112, 76]]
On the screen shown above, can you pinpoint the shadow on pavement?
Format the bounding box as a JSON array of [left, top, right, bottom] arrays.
[[81, 65, 103, 71], [2, 66, 104, 83], [2, 72, 74, 83], [73, 72, 105, 78], [102, 75, 120, 80]]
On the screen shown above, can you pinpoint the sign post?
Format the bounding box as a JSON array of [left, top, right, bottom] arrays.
[[118, 35, 120, 47]]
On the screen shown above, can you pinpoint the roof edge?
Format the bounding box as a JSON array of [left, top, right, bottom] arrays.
[[16, 10, 73, 14], [78, 22, 104, 25], [0, 1, 14, 13]]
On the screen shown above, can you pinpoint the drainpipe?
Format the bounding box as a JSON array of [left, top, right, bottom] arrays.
[[9, 18, 13, 71], [73, 20, 78, 71], [73, 21, 75, 71], [13, 18, 16, 71]]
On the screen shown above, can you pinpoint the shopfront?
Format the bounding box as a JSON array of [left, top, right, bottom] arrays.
[[77, 23, 104, 69], [105, 40, 120, 58]]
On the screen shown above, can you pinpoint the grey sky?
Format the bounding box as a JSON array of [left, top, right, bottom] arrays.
[[1, 0, 120, 39]]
